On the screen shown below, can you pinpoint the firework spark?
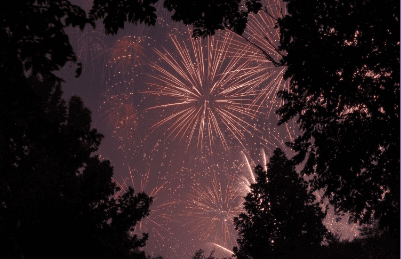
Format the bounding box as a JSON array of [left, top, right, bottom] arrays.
[[144, 29, 263, 153]]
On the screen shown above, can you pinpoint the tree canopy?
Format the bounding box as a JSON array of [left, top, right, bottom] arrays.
[[233, 148, 327, 259], [0, 75, 154, 259], [0, 0, 262, 87], [191, 249, 217, 259], [275, 0, 400, 239], [89, 0, 263, 37]]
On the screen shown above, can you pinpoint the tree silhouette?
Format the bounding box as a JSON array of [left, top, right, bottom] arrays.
[[192, 249, 216, 259], [89, 0, 262, 38], [1, 0, 92, 85], [275, 0, 400, 241], [0, 75, 157, 259], [233, 148, 327, 259], [191, 249, 233, 259], [1, 0, 262, 89]]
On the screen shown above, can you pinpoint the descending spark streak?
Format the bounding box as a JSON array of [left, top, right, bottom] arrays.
[[208, 242, 234, 256], [261, 148, 267, 172], [112, 176, 129, 199], [144, 29, 262, 153], [236, 154, 254, 196], [234, 148, 269, 197], [243, 151, 256, 182]]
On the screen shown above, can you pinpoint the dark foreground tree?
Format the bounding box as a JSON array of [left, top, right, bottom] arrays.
[[233, 148, 327, 259], [0, 75, 155, 259], [275, 0, 400, 241], [191, 249, 233, 259], [311, 229, 399, 259]]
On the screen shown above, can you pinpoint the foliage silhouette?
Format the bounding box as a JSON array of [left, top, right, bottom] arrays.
[[0, 75, 158, 259], [89, 0, 262, 38], [310, 229, 399, 259], [274, 0, 400, 241], [233, 148, 327, 259], [191, 249, 233, 259], [192, 249, 216, 259], [1, 2, 263, 258], [1, 0, 94, 84]]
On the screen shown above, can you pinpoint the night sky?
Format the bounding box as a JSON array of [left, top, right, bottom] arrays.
[[55, 0, 362, 258]]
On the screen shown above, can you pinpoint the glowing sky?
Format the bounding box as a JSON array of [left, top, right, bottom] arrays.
[[55, 1, 362, 258]]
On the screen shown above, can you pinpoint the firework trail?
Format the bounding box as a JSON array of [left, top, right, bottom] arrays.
[[232, 148, 268, 198], [144, 29, 264, 154], [207, 242, 235, 258]]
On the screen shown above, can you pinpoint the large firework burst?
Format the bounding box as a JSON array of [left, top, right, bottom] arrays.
[[144, 29, 263, 153]]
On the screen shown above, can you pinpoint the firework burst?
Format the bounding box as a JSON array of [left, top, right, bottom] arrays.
[[179, 171, 244, 250], [226, 0, 289, 119], [226, 1, 298, 152], [100, 83, 139, 151], [68, 23, 108, 76], [108, 36, 150, 75], [112, 165, 180, 257], [133, 167, 179, 238], [144, 29, 263, 154]]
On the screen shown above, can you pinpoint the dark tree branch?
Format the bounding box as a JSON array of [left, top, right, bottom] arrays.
[[228, 28, 286, 67]]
